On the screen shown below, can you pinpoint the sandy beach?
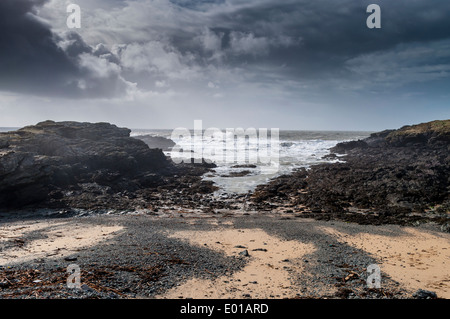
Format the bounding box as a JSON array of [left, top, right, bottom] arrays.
[[0, 220, 123, 265], [1, 212, 448, 299]]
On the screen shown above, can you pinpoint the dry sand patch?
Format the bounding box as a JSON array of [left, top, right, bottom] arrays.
[[159, 227, 316, 299], [0, 220, 123, 265], [319, 226, 450, 298]]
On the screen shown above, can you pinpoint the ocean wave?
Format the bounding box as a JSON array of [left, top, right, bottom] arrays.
[[131, 129, 371, 194]]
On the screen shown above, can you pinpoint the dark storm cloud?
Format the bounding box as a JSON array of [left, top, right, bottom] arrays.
[[189, 0, 450, 79], [102, 0, 448, 93], [0, 0, 132, 98], [0, 0, 76, 95], [2, 0, 450, 100], [169, 0, 225, 11]]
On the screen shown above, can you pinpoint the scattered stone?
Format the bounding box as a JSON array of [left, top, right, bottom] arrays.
[[81, 284, 95, 292], [412, 289, 438, 299], [322, 153, 338, 160], [0, 281, 10, 288], [239, 250, 250, 257], [221, 170, 252, 178], [335, 288, 353, 299], [440, 223, 450, 233], [64, 256, 78, 262], [231, 164, 257, 169]]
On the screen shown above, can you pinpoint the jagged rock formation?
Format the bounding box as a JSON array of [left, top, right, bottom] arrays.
[[252, 120, 450, 226], [134, 135, 176, 151], [0, 121, 215, 209], [332, 120, 449, 152]]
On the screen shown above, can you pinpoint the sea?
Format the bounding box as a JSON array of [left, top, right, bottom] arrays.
[[1, 126, 371, 194], [0, 128, 19, 132], [130, 129, 372, 194]]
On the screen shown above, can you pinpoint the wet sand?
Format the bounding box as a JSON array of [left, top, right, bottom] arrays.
[[0, 213, 448, 299], [0, 220, 123, 265], [319, 225, 450, 298]]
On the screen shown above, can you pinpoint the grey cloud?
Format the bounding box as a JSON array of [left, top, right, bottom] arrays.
[[3, 0, 450, 104], [58, 31, 93, 58], [344, 39, 450, 91], [105, 0, 450, 86], [0, 0, 77, 96], [0, 0, 134, 98], [115, 41, 201, 82], [229, 32, 271, 56], [194, 0, 450, 79]]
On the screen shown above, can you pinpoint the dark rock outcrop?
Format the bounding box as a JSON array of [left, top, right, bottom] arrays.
[[331, 120, 450, 153], [133, 135, 176, 151], [0, 121, 215, 210], [252, 120, 450, 226]]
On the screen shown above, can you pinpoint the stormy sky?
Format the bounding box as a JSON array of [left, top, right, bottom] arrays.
[[0, 0, 449, 130]]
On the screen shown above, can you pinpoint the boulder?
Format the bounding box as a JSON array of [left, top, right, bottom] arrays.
[[0, 121, 171, 208], [330, 140, 368, 154], [252, 119, 450, 226], [133, 135, 176, 151]]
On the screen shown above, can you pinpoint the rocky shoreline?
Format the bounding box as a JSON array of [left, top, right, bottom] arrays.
[[0, 121, 218, 213], [0, 120, 449, 300], [1, 119, 448, 230], [252, 120, 450, 231]]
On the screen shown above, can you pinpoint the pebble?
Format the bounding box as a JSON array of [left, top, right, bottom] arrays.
[[239, 250, 250, 257], [412, 289, 437, 299], [0, 281, 10, 288]]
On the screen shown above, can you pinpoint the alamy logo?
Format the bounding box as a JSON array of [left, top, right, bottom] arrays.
[[67, 264, 81, 289], [367, 264, 381, 288], [366, 4, 381, 29], [67, 4, 81, 29], [170, 120, 280, 173]]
